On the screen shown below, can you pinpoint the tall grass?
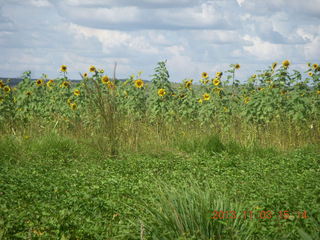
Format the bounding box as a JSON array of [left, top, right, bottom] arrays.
[[136, 183, 255, 240]]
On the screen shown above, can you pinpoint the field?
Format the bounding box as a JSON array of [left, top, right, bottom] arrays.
[[1, 61, 320, 239]]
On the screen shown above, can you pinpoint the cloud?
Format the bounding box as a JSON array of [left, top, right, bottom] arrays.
[[51, 0, 238, 30], [60, 0, 203, 8], [0, 0, 319, 81]]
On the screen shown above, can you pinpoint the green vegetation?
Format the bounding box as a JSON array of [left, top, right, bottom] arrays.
[[0, 61, 320, 239], [0, 134, 319, 239]]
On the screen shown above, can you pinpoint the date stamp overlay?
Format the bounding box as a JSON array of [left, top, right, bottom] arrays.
[[210, 210, 308, 220]]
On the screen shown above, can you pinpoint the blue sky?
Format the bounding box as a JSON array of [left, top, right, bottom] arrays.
[[0, 0, 319, 82]]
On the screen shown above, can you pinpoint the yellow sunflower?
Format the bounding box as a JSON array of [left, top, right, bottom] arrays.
[[313, 63, 319, 69], [251, 74, 257, 78], [60, 81, 70, 88], [83, 73, 88, 78], [213, 78, 220, 86], [26, 91, 32, 96], [60, 65, 67, 72], [198, 98, 203, 104], [89, 65, 96, 72], [46, 79, 54, 88], [134, 79, 144, 88], [202, 72, 209, 79], [235, 64, 240, 69], [272, 62, 277, 70], [158, 88, 166, 97], [70, 103, 77, 110], [101, 76, 110, 84], [244, 96, 250, 104], [307, 63, 311, 67], [317, 90, 320, 95], [185, 80, 192, 88], [282, 60, 290, 68], [308, 72, 313, 77], [215, 72, 223, 78], [35, 79, 44, 86], [3, 85, 11, 93], [0, 96, 4, 103], [99, 69, 104, 73], [0, 80, 4, 88], [203, 93, 210, 101], [74, 89, 80, 96], [107, 81, 115, 89]]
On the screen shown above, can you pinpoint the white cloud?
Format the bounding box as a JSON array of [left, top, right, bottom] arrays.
[[0, 0, 319, 81], [243, 35, 285, 60]]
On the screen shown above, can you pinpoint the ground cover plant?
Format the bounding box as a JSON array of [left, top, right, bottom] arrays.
[[0, 60, 320, 239]]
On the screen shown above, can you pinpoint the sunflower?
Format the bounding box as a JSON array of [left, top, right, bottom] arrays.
[[0, 96, 4, 103], [307, 63, 311, 67], [74, 89, 80, 96], [185, 80, 192, 88], [0, 80, 4, 88], [213, 87, 223, 94], [317, 90, 320, 95], [107, 81, 115, 89], [99, 69, 104, 73], [215, 72, 223, 78], [83, 73, 88, 78], [35, 79, 44, 86], [26, 91, 32, 96], [244, 97, 250, 104], [3, 85, 10, 93], [60, 65, 67, 72], [272, 62, 277, 70], [198, 98, 203, 104], [203, 93, 210, 101], [101, 76, 110, 84], [47, 79, 54, 88], [313, 63, 319, 69], [235, 64, 240, 69], [134, 79, 144, 88], [202, 72, 209, 79], [158, 88, 166, 97], [213, 78, 220, 86], [67, 98, 72, 104], [308, 72, 313, 77], [70, 103, 77, 110], [257, 87, 264, 91], [60, 81, 70, 88], [282, 60, 290, 68], [89, 65, 96, 72]]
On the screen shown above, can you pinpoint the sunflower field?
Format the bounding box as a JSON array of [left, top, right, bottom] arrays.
[[0, 60, 319, 151], [1, 60, 320, 239]]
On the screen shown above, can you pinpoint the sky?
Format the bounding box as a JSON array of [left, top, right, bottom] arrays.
[[0, 0, 319, 82]]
